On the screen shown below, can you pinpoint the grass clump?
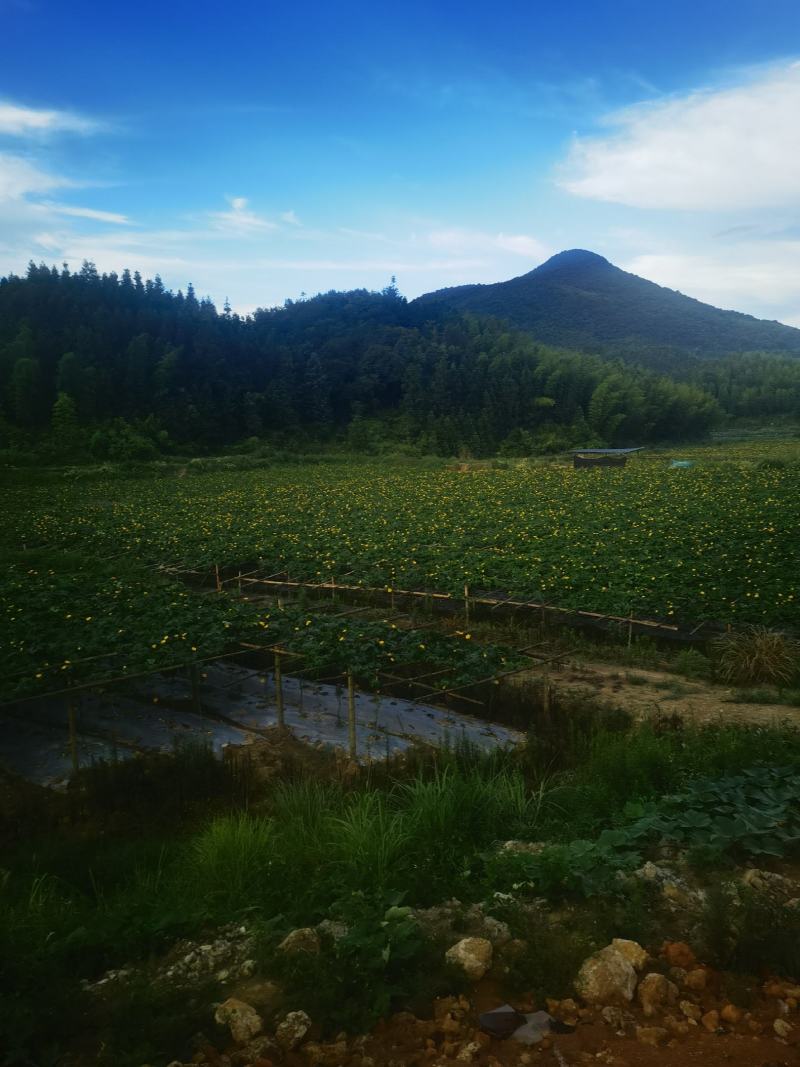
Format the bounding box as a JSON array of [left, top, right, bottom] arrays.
[[672, 648, 713, 680], [711, 626, 800, 686]]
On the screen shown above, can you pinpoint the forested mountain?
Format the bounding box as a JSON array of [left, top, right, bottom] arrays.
[[0, 261, 798, 462], [416, 249, 800, 361]]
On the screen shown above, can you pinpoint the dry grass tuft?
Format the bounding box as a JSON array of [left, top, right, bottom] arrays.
[[712, 626, 800, 686]]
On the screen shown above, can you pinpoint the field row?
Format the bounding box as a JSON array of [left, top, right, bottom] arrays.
[[3, 448, 799, 698], [8, 451, 799, 624]]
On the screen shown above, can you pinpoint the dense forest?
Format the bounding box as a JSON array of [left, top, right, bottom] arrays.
[[417, 249, 800, 361], [0, 261, 798, 461]]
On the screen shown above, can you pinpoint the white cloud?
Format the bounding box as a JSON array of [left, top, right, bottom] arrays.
[[0, 152, 70, 199], [280, 209, 301, 225], [427, 227, 550, 260], [561, 60, 800, 210], [208, 196, 277, 234], [623, 242, 800, 324], [43, 202, 130, 224], [0, 100, 100, 135]]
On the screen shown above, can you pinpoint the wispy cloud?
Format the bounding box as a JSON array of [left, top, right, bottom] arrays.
[[427, 227, 550, 261], [0, 99, 101, 136], [0, 152, 71, 198], [560, 60, 800, 210], [624, 241, 800, 322], [43, 202, 130, 224], [208, 196, 277, 234]]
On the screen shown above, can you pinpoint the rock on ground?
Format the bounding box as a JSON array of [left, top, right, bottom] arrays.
[[277, 927, 321, 955], [611, 938, 648, 971], [743, 868, 800, 904], [637, 972, 678, 1017], [636, 1025, 668, 1046], [276, 1009, 312, 1050], [214, 997, 263, 1044], [575, 945, 637, 1005], [445, 938, 493, 981]]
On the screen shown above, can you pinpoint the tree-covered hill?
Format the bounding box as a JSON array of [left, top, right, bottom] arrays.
[[0, 261, 798, 461], [415, 249, 800, 360]]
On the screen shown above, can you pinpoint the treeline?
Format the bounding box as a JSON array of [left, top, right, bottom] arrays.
[[0, 261, 794, 461]]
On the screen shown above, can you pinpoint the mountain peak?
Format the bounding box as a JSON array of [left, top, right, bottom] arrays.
[[533, 249, 611, 273], [415, 249, 800, 359]]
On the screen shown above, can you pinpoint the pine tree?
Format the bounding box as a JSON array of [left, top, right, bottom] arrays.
[[51, 391, 81, 455]]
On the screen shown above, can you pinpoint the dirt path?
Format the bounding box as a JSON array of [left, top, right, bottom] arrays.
[[539, 660, 799, 727]]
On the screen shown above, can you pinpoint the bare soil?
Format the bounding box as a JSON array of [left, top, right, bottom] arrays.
[[330, 977, 800, 1067], [539, 660, 799, 728]]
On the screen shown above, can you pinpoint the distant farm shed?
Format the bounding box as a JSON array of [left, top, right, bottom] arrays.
[[570, 447, 643, 469]]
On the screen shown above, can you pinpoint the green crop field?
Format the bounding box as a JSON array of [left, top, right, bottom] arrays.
[[3, 442, 799, 701]]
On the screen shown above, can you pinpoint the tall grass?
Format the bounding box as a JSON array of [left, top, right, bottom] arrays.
[[189, 814, 276, 909], [327, 793, 413, 893], [6, 719, 800, 1064]]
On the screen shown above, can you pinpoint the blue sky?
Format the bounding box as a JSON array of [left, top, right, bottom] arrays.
[[2, 0, 800, 323]]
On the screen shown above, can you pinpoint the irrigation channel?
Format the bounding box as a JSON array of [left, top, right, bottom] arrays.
[[0, 661, 524, 789]]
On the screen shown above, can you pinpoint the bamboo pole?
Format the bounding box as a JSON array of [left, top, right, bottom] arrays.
[[243, 575, 688, 633], [464, 583, 470, 628], [347, 670, 357, 759], [274, 652, 285, 727]]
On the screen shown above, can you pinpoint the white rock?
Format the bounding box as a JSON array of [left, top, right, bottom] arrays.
[[574, 945, 637, 1005], [611, 938, 648, 971], [445, 937, 493, 981], [214, 997, 263, 1044], [774, 1017, 793, 1039], [276, 1009, 312, 1050], [456, 1040, 482, 1062]]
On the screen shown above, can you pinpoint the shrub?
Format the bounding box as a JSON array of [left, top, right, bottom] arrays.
[[672, 648, 713, 680], [268, 900, 450, 1034], [712, 626, 800, 685]]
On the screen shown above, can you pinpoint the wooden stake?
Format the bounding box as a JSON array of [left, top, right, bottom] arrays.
[[215, 564, 222, 592], [464, 583, 470, 627], [347, 670, 357, 759], [274, 652, 284, 727], [68, 700, 79, 776]]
